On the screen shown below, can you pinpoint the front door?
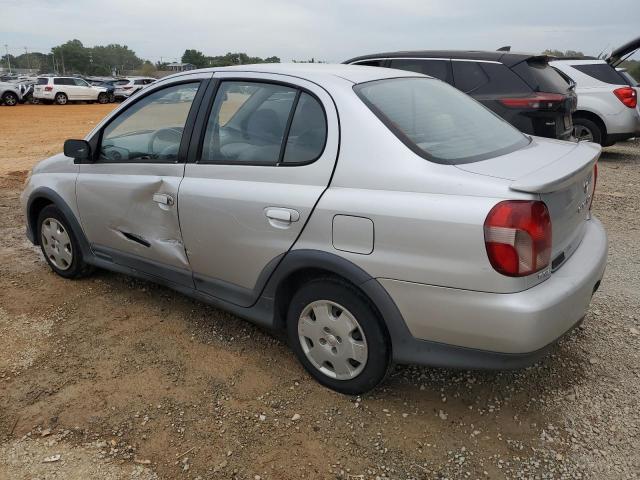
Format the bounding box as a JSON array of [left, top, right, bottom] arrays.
[[76, 75, 210, 285], [178, 73, 339, 306]]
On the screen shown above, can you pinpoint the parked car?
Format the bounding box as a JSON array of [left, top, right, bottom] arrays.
[[22, 64, 607, 394], [550, 37, 640, 145], [345, 50, 577, 141], [33, 76, 110, 105], [85, 78, 118, 103], [113, 77, 156, 100], [0, 81, 23, 106]]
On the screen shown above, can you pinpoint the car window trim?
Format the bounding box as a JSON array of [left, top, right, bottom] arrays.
[[193, 77, 328, 167], [89, 78, 206, 165]]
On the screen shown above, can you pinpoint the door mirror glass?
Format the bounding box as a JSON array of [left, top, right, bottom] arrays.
[[64, 139, 91, 161]]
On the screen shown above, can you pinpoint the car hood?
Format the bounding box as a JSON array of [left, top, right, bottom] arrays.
[[605, 35, 640, 66]]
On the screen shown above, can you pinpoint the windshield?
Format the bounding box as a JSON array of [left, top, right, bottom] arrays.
[[354, 77, 529, 164]]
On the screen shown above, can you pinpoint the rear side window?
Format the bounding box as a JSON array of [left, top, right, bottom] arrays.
[[451, 61, 488, 93], [512, 59, 571, 92], [452, 62, 530, 95], [201, 81, 327, 165], [282, 93, 327, 164], [134, 80, 145, 85], [354, 60, 385, 67], [572, 64, 629, 85], [389, 59, 452, 83], [53, 78, 73, 86], [36, 78, 48, 85], [355, 77, 529, 164]]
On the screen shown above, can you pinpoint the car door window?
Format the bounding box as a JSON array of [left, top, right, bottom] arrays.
[[282, 92, 327, 163], [201, 81, 297, 165], [452, 61, 489, 93], [389, 59, 452, 83], [98, 82, 200, 163], [74, 78, 89, 87]]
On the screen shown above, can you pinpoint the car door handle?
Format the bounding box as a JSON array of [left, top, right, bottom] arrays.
[[265, 207, 300, 223], [153, 193, 174, 206]]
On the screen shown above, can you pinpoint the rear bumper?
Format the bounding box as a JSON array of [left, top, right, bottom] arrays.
[[380, 217, 607, 367], [603, 106, 640, 135]]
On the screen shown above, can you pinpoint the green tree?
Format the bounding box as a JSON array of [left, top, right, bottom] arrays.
[[542, 49, 585, 58], [182, 49, 208, 68]]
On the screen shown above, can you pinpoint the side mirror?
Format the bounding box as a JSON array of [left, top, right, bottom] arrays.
[[64, 139, 92, 163]]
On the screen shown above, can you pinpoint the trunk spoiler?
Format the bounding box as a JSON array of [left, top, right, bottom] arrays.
[[510, 142, 601, 194]]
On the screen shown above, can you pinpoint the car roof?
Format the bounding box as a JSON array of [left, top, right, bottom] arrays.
[[168, 63, 423, 85], [344, 50, 546, 68]]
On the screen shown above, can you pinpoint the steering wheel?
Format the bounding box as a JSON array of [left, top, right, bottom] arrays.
[[148, 127, 183, 157]]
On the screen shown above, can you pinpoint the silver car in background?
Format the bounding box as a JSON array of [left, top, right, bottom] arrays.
[[21, 64, 607, 394]]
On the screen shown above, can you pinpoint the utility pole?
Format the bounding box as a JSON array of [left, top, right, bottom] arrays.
[[24, 46, 31, 71], [4, 44, 11, 72]]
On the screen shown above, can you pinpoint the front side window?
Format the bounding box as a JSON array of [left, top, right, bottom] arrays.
[[99, 82, 200, 163], [74, 78, 89, 87], [355, 77, 529, 164]]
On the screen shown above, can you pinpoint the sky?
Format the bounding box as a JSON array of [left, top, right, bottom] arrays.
[[1, 0, 639, 63]]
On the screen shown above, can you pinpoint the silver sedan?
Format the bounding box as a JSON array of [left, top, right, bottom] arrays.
[[21, 64, 607, 394]]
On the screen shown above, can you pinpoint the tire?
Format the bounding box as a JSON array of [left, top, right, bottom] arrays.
[[2, 92, 18, 106], [97, 92, 109, 104], [573, 117, 603, 145], [37, 205, 93, 279], [54, 92, 68, 105], [287, 278, 391, 395], [108, 93, 116, 103]]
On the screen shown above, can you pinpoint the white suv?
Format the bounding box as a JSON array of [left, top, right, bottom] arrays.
[[550, 37, 640, 146], [113, 77, 156, 100], [34, 77, 109, 105]]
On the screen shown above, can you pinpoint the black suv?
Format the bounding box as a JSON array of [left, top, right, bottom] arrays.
[[345, 51, 577, 140]]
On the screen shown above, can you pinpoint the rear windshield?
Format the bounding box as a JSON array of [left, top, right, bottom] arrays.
[[512, 59, 571, 93], [354, 77, 529, 165], [36, 78, 48, 85], [572, 64, 629, 85]]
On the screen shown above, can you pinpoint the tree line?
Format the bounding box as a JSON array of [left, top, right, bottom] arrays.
[[0, 40, 281, 76]]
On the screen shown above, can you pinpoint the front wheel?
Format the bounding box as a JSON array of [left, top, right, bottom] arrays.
[[97, 92, 109, 104], [287, 278, 391, 395], [37, 205, 93, 279], [54, 92, 68, 105], [2, 92, 18, 106]]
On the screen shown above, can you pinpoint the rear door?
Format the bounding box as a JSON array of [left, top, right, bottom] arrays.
[[178, 72, 339, 306], [76, 73, 210, 285]]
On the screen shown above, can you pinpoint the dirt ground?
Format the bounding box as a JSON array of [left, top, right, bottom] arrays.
[[0, 105, 639, 479]]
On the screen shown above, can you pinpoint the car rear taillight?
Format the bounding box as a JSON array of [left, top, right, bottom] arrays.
[[613, 87, 637, 108], [44, 86, 53, 92], [484, 200, 552, 277], [498, 93, 565, 110]]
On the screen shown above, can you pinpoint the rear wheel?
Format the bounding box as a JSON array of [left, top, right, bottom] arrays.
[[54, 92, 68, 105], [37, 205, 93, 279], [573, 117, 603, 145], [287, 278, 391, 394], [2, 92, 18, 106]]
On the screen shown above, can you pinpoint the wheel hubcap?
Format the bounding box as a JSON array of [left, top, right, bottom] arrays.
[[56, 94, 66, 104], [41, 218, 73, 270], [298, 300, 368, 380], [574, 125, 594, 142], [5, 95, 16, 105]]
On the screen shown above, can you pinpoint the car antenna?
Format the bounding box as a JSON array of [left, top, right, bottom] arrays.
[[497, 46, 511, 52]]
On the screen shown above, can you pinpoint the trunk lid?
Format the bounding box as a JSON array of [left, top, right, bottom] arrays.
[[457, 138, 600, 270], [604, 35, 640, 67]]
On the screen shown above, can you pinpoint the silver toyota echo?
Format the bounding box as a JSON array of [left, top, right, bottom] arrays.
[[21, 64, 607, 394]]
